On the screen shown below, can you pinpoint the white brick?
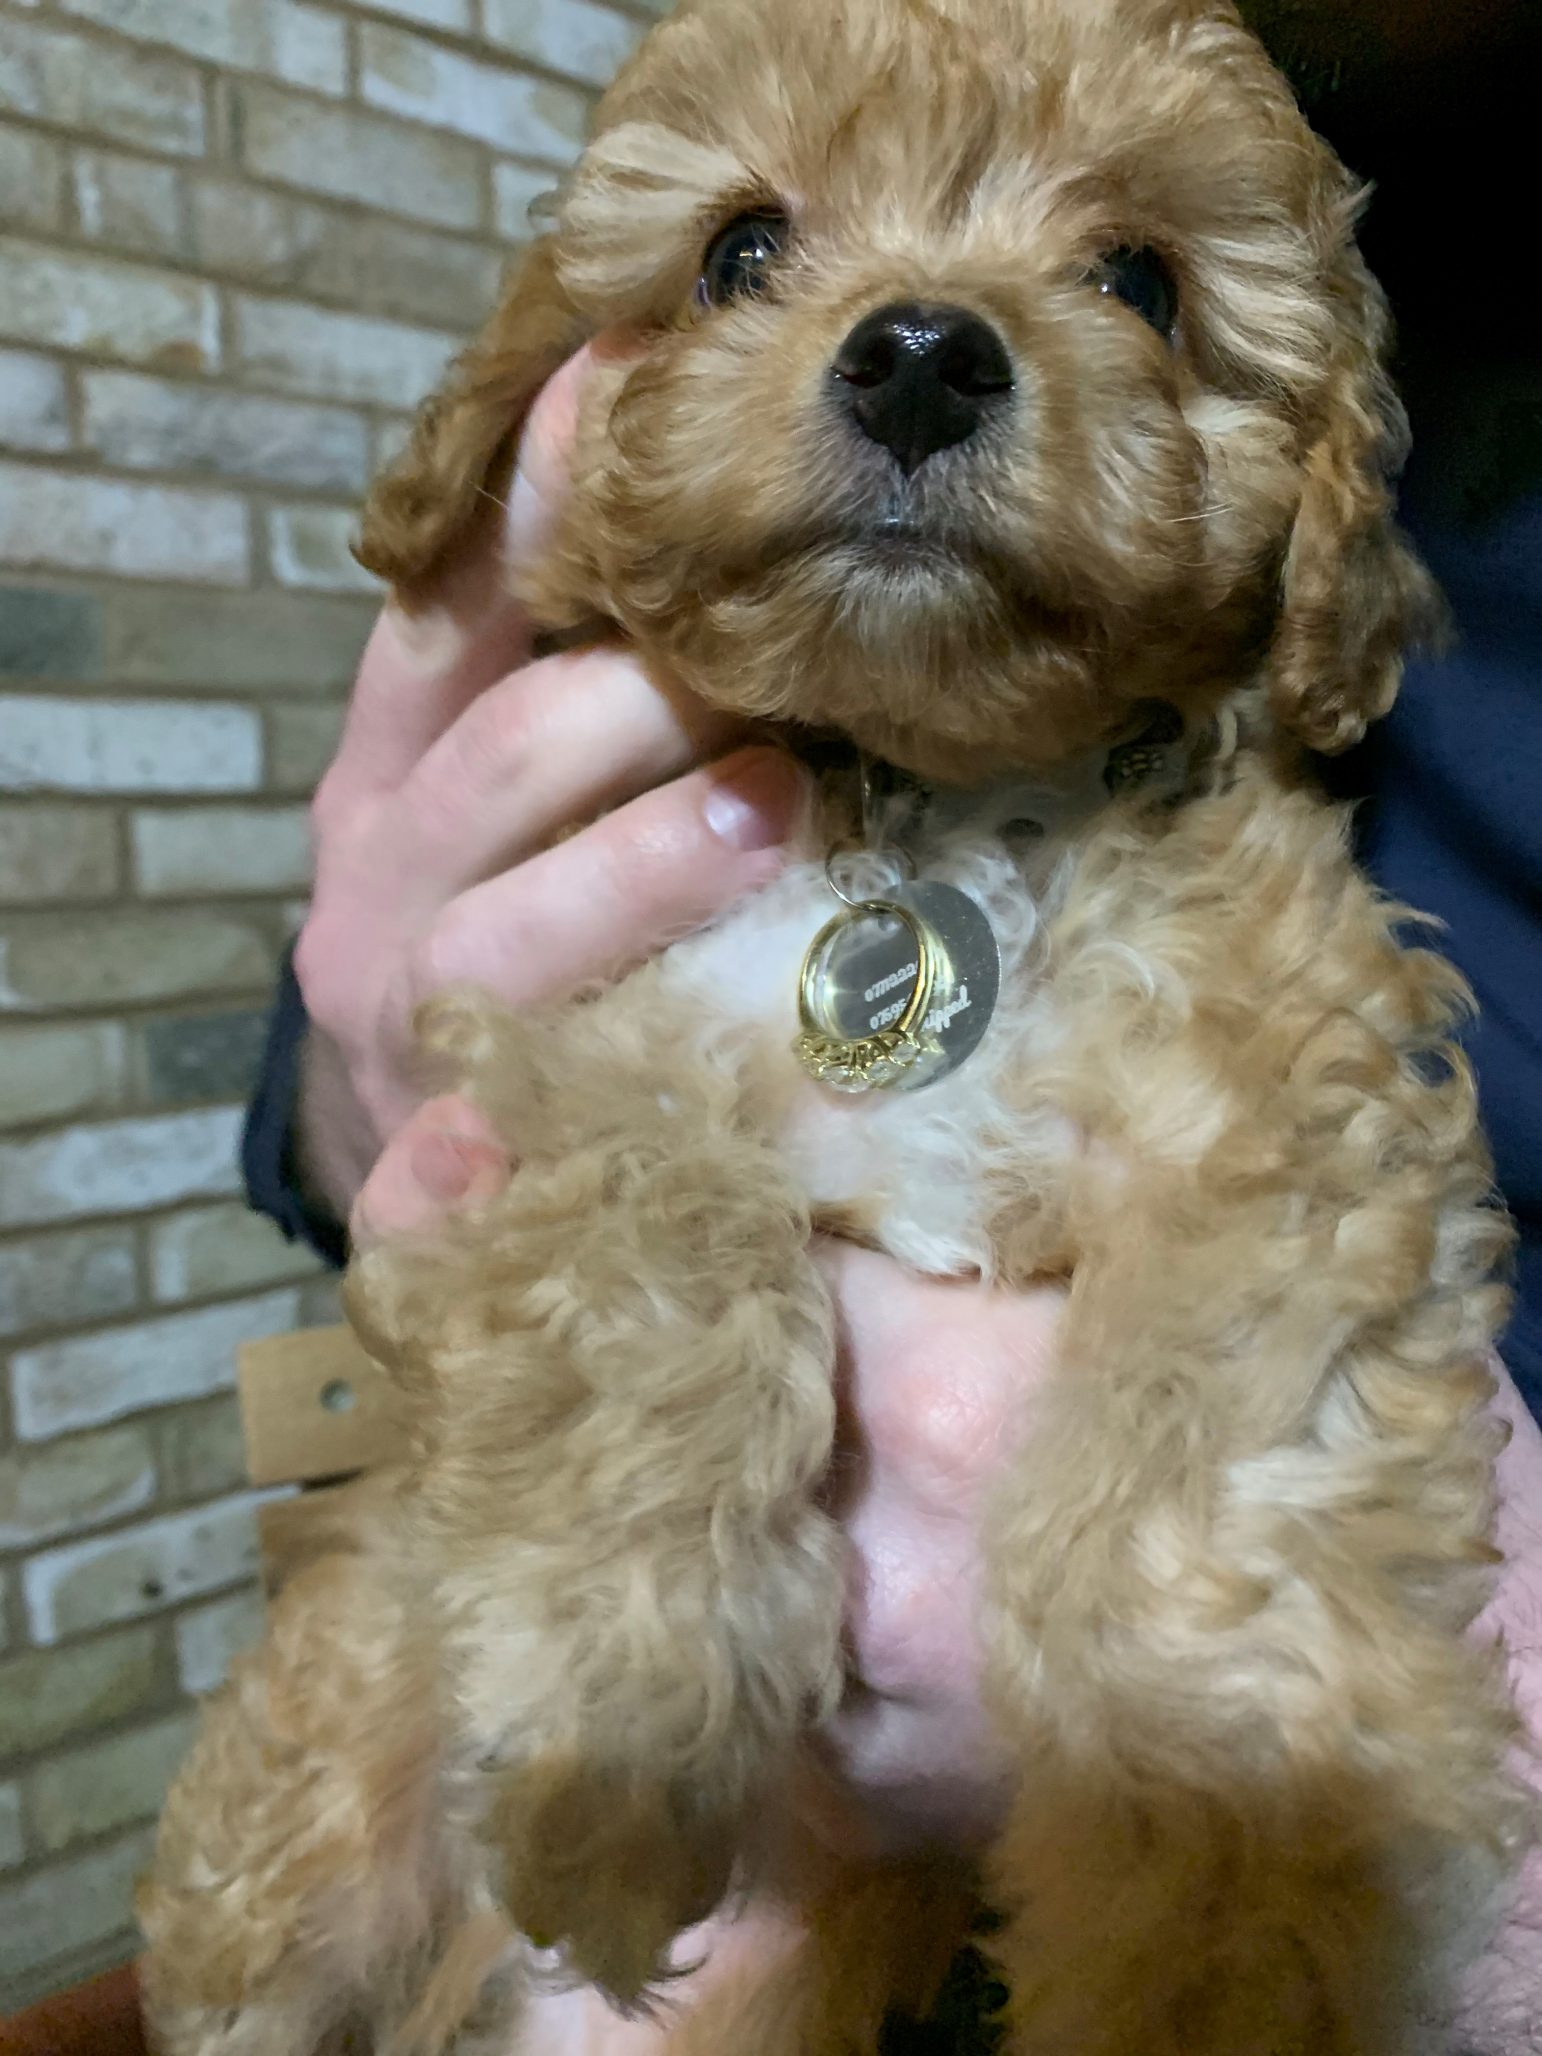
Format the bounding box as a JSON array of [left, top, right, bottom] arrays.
[[0, 1022, 126, 1128], [0, 1425, 157, 1547], [50, 0, 347, 94], [23, 1490, 269, 1641], [0, 696, 261, 794], [1, 236, 217, 366], [272, 1, 348, 96], [492, 158, 558, 242], [135, 805, 314, 896], [0, 1105, 243, 1229], [0, 906, 274, 1010], [236, 81, 485, 230], [483, 0, 642, 88], [0, 346, 69, 454], [133, 804, 312, 895], [152, 1202, 318, 1302], [0, 465, 249, 585], [0, 802, 120, 900], [73, 148, 184, 258], [359, 22, 588, 163], [0, 15, 205, 155], [0, 125, 66, 235], [11, 1288, 300, 1438], [0, 1785, 22, 1871], [268, 505, 379, 595], [0, 1225, 139, 1340], [82, 371, 369, 493], [29, 1710, 197, 1854], [0, 1828, 155, 1988], [175, 1583, 265, 1693], [234, 295, 458, 409]]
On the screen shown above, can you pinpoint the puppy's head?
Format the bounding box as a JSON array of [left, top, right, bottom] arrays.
[[360, 0, 1438, 780]]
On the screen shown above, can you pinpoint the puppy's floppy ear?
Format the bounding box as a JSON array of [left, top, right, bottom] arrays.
[[1266, 244, 1443, 754], [356, 236, 588, 606]]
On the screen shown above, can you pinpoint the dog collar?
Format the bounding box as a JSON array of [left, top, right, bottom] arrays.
[[870, 698, 1195, 850]]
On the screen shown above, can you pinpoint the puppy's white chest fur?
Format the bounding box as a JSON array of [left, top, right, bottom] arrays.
[[655, 816, 1074, 1278]]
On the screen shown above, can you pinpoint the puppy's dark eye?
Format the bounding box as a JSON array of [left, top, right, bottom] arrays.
[[698, 211, 790, 307], [1094, 246, 1178, 338]]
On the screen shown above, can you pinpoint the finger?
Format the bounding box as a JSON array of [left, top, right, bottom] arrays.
[[819, 1688, 1013, 1857], [398, 644, 744, 898], [503, 336, 629, 565], [519, 1902, 803, 2053], [811, 1247, 1043, 1855], [335, 349, 595, 796], [1483, 1362, 1542, 1733], [818, 1243, 1065, 1516], [406, 746, 807, 1011], [351, 1094, 510, 1245], [839, 1444, 982, 1704], [1458, 1364, 1542, 2045]]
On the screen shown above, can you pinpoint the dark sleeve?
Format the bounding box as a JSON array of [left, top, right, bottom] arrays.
[[241, 941, 350, 1273]]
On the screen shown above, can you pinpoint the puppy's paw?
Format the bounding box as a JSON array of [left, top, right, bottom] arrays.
[[488, 1752, 739, 2009]]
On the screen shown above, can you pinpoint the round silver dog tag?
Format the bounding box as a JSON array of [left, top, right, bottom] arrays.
[[797, 881, 998, 1092], [897, 880, 999, 1078]]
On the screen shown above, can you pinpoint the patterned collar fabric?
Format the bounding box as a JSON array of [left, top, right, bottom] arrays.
[[873, 698, 1195, 853]]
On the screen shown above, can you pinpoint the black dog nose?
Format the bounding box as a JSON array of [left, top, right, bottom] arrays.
[[831, 302, 1013, 475]]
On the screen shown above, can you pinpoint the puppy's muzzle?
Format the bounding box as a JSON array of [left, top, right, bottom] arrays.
[[831, 301, 1013, 477]]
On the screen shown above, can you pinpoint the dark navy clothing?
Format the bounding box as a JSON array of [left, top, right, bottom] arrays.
[[240, 940, 348, 1272]]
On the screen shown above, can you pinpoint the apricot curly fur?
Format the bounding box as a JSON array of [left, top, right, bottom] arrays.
[[143, 0, 1527, 2049]]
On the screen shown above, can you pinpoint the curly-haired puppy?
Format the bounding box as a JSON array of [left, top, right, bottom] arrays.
[[140, 0, 1529, 2048]]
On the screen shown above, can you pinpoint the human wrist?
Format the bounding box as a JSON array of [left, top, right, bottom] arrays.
[[292, 1027, 384, 1227]]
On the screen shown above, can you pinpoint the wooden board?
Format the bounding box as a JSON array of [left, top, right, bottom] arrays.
[[238, 1323, 408, 1488]]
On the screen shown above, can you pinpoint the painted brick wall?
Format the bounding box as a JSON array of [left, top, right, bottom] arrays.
[[0, 0, 660, 2007]]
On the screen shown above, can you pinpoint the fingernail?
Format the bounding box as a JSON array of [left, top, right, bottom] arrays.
[[703, 749, 804, 852], [410, 1126, 509, 1206]]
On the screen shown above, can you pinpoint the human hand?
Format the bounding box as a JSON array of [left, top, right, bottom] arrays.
[[292, 347, 806, 1218], [1457, 1372, 1542, 2054]]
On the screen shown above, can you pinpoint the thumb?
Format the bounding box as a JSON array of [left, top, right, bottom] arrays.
[[363, 340, 603, 723], [503, 332, 645, 565], [350, 1094, 511, 1246], [502, 342, 594, 568]]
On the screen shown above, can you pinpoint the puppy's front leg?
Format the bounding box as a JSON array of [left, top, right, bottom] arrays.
[[349, 991, 845, 2011], [977, 1212, 1520, 2056]]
